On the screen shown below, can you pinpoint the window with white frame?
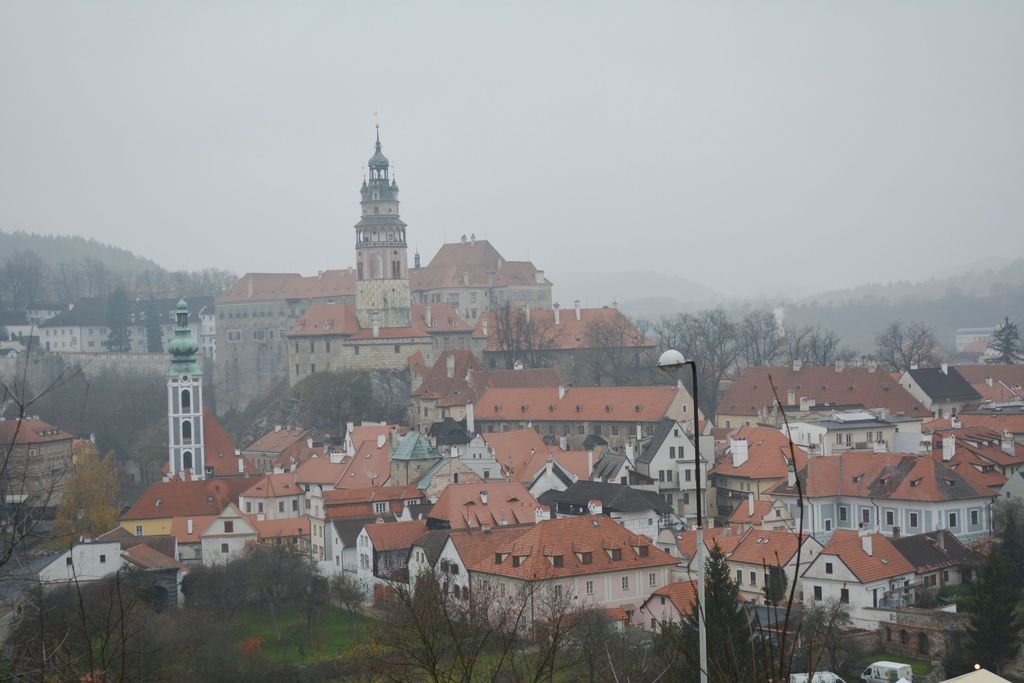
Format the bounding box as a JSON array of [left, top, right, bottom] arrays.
[[373, 501, 388, 514]]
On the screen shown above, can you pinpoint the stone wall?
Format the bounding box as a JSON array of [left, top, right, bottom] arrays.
[[869, 607, 968, 663]]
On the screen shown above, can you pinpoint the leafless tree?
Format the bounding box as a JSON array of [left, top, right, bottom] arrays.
[[874, 321, 940, 372], [785, 324, 844, 367], [581, 313, 656, 386], [739, 310, 785, 368], [492, 304, 561, 370], [653, 309, 741, 418]]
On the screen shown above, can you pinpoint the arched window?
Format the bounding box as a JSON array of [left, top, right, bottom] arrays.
[[900, 630, 909, 645], [181, 389, 191, 412], [917, 632, 929, 655], [183, 451, 193, 471], [182, 420, 192, 444]]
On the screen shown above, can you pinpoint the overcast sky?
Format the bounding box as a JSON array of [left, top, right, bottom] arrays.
[[1, 1, 1022, 299]]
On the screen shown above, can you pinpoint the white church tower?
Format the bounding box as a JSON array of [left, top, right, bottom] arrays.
[[166, 299, 205, 479]]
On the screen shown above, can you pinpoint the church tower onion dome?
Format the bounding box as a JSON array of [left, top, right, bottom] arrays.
[[167, 299, 201, 377]]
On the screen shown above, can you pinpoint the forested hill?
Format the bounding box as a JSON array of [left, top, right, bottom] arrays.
[[0, 230, 162, 274]]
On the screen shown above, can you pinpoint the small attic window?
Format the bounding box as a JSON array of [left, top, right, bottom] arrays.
[[549, 405, 555, 412], [605, 405, 612, 412], [521, 405, 527, 413], [635, 405, 642, 413], [910, 478, 921, 487], [852, 475, 863, 483], [576, 405, 582, 412], [878, 477, 888, 486], [944, 478, 955, 487]]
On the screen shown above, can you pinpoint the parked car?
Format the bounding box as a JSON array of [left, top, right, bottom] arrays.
[[790, 673, 846, 683]]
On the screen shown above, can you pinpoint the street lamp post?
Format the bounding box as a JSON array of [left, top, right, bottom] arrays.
[[657, 349, 707, 683]]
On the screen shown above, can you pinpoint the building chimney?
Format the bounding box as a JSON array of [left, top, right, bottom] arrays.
[[377, 434, 386, 449], [747, 492, 755, 517], [534, 505, 550, 522], [587, 449, 593, 478], [247, 278, 254, 299], [330, 451, 343, 464], [587, 499, 603, 516], [951, 416, 962, 429], [787, 390, 796, 405], [910, 362, 919, 371], [986, 376, 994, 387], [941, 363, 948, 375], [372, 321, 380, 338], [799, 396, 816, 412], [936, 530, 945, 551], [787, 459, 796, 487], [535, 269, 544, 284], [187, 519, 194, 535], [414, 251, 421, 270], [942, 434, 956, 461], [1003, 430, 1015, 456], [446, 353, 455, 378], [553, 303, 560, 326], [466, 402, 475, 434], [793, 359, 802, 372], [730, 438, 749, 467], [625, 442, 635, 460], [482, 316, 488, 337], [558, 385, 566, 400], [859, 529, 873, 556], [275, 425, 282, 432], [835, 359, 845, 372], [574, 299, 581, 321], [307, 437, 314, 448], [237, 457, 244, 473], [524, 305, 530, 323], [867, 360, 878, 373], [479, 490, 488, 505], [425, 305, 432, 328], [559, 434, 568, 451]]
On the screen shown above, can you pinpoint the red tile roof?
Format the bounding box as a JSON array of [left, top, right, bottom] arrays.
[[650, 580, 699, 616], [123, 543, 182, 570], [819, 530, 915, 583], [674, 526, 748, 561], [244, 427, 309, 454], [710, 426, 809, 481], [429, 482, 541, 529], [293, 456, 347, 486], [956, 364, 1024, 402], [474, 385, 683, 423], [202, 409, 255, 477], [339, 437, 391, 489], [728, 500, 773, 526], [250, 516, 310, 540], [241, 472, 302, 499], [468, 515, 676, 579], [217, 270, 357, 304], [170, 514, 218, 543], [364, 519, 429, 551], [728, 529, 813, 567], [473, 306, 652, 352], [122, 478, 253, 520], [718, 366, 929, 419], [410, 304, 472, 334], [0, 417, 73, 444], [287, 303, 361, 337], [925, 413, 1024, 437]]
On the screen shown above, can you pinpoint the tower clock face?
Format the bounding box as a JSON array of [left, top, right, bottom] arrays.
[[181, 375, 189, 382]]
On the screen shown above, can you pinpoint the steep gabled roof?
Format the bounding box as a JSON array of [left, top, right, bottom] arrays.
[[818, 530, 915, 583], [364, 519, 429, 552], [339, 437, 391, 488], [728, 500, 774, 526], [217, 270, 357, 304], [890, 530, 980, 573], [0, 416, 73, 445], [648, 580, 699, 616], [240, 472, 301, 499], [906, 367, 982, 403], [244, 427, 309, 455], [122, 478, 252, 520], [637, 418, 682, 466], [429, 482, 540, 529], [728, 530, 815, 567], [710, 426, 808, 481]]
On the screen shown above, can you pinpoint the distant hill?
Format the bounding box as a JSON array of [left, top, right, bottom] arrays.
[[553, 271, 722, 319], [0, 230, 162, 274], [798, 257, 1024, 306]]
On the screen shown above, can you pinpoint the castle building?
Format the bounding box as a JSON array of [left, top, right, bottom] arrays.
[[167, 299, 205, 479]]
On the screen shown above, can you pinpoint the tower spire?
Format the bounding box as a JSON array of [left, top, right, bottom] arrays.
[[166, 299, 205, 479]]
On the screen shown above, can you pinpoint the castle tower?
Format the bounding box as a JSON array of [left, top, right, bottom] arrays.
[[166, 299, 205, 479], [355, 126, 412, 328]]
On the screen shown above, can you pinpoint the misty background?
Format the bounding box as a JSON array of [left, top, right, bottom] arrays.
[[1, 1, 1022, 307]]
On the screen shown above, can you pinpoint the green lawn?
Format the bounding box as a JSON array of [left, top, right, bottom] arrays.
[[231, 606, 375, 665], [858, 653, 933, 676]]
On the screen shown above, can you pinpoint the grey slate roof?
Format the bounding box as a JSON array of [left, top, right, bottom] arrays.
[[908, 367, 982, 403], [410, 529, 452, 567], [638, 418, 676, 466], [332, 517, 377, 546], [537, 480, 672, 515], [41, 296, 214, 328], [591, 451, 627, 481], [890, 530, 980, 572]]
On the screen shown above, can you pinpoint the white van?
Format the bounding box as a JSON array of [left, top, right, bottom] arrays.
[[860, 661, 913, 682], [790, 673, 846, 683]]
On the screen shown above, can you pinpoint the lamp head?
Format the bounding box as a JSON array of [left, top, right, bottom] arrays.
[[657, 349, 687, 374]]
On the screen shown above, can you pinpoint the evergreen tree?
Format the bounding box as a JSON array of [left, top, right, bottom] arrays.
[[658, 544, 759, 682], [104, 286, 132, 352], [144, 298, 164, 353], [965, 547, 1022, 673], [988, 316, 1023, 364]]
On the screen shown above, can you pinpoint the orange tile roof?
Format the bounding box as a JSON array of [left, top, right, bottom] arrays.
[[429, 482, 540, 529], [674, 526, 748, 561], [347, 326, 430, 340], [287, 302, 468, 340], [474, 385, 682, 423], [468, 515, 676, 579], [241, 472, 302, 499], [202, 409, 255, 477], [410, 303, 472, 334], [728, 530, 812, 567], [650, 580, 699, 616], [287, 303, 361, 337], [217, 270, 357, 304], [719, 366, 929, 418], [123, 543, 182, 570], [926, 413, 1024, 437], [492, 260, 550, 288], [0, 416, 73, 444], [325, 484, 422, 505], [710, 426, 809, 480], [349, 424, 403, 449], [170, 514, 218, 543], [293, 456, 347, 486], [364, 519, 429, 551], [244, 427, 309, 454], [249, 516, 310, 540], [122, 478, 253, 520], [820, 530, 915, 583], [728, 500, 773, 526], [927, 426, 1024, 467], [473, 306, 652, 352], [773, 451, 992, 503], [956, 364, 1024, 402], [272, 440, 323, 470], [482, 429, 549, 480], [339, 437, 391, 489]]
